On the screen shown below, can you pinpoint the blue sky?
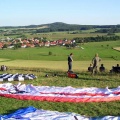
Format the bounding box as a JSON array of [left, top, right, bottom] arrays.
[[0, 0, 120, 26]]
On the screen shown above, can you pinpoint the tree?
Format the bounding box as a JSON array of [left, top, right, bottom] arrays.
[[48, 51, 52, 55], [2, 44, 8, 49], [13, 43, 22, 49]]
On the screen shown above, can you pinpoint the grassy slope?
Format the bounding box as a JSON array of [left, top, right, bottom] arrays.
[[0, 40, 120, 117], [0, 30, 107, 40], [0, 68, 120, 116], [0, 60, 119, 72], [0, 40, 119, 71], [0, 41, 119, 61]]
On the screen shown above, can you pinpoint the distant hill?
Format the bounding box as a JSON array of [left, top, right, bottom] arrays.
[[1, 22, 120, 33]]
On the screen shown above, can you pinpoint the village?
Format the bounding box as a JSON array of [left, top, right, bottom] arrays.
[[0, 37, 76, 49]]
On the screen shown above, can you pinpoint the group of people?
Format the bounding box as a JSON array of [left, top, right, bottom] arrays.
[[67, 53, 119, 75], [88, 53, 105, 73], [88, 63, 120, 74], [110, 64, 120, 73], [68, 53, 120, 75], [67, 53, 102, 75], [88, 63, 105, 73]]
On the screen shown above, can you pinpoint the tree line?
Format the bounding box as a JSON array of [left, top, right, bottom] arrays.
[[73, 35, 120, 43]]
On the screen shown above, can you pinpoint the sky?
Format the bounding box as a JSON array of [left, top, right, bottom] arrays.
[[0, 0, 120, 26]]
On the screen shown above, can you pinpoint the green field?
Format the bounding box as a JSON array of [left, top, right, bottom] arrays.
[[32, 32, 107, 40], [0, 28, 107, 40], [0, 60, 119, 72], [0, 40, 120, 117], [0, 40, 119, 71], [0, 66, 120, 117], [0, 41, 120, 61]]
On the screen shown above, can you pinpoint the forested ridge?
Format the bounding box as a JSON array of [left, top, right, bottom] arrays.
[[1, 22, 120, 33]]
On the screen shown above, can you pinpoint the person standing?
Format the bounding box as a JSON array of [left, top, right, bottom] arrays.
[[92, 53, 101, 75], [68, 53, 73, 71]]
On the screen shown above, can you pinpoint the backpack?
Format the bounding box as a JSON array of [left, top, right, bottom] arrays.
[[67, 71, 78, 78]]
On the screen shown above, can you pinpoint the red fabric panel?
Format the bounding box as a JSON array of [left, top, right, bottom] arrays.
[[0, 93, 120, 103], [0, 88, 7, 91]]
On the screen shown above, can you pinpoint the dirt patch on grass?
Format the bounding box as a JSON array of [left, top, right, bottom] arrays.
[[113, 47, 120, 51]]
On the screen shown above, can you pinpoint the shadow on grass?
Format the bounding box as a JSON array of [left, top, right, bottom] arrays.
[[77, 76, 100, 81], [38, 53, 49, 56], [1, 107, 25, 116]]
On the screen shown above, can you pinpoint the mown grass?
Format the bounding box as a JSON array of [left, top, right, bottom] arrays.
[[0, 97, 120, 117], [0, 41, 120, 61], [0, 67, 120, 117], [0, 40, 120, 117], [0, 60, 119, 72]]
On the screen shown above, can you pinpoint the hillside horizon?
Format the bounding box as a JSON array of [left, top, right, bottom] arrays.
[[0, 22, 120, 28]]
